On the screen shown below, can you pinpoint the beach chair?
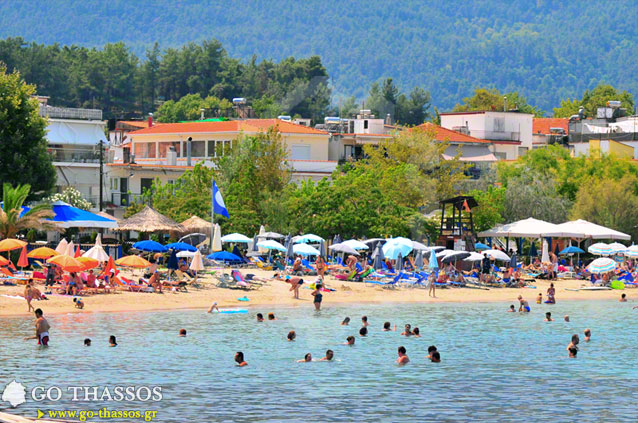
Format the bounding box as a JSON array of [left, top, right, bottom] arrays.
[[117, 276, 153, 293], [250, 257, 273, 271], [231, 270, 261, 290]]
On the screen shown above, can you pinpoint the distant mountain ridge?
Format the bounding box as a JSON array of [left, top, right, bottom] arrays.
[[1, 0, 637, 112]]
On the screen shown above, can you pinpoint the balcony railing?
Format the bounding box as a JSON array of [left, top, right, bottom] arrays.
[[40, 105, 103, 120], [110, 192, 144, 207], [49, 147, 100, 163], [470, 130, 520, 142]]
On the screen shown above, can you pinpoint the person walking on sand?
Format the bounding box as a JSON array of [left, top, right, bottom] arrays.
[[315, 255, 326, 278], [428, 273, 436, 298], [25, 308, 50, 346], [24, 282, 35, 312]]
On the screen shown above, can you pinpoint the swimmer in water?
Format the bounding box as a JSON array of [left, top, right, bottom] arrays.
[[256, 313, 264, 322], [568, 347, 578, 358], [179, 329, 187, 337], [545, 312, 553, 322], [359, 327, 368, 337], [620, 293, 627, 302], [584, 329, 591, 342], [567, 334, 579, 352], [430, 351, 441, 363], [564, 315, 570, 322], [287, 330, 296, 341], [268, 313, 276, 321], [311, 283, 323, 311], [298, 353, 312, 363], [361, 316, 369, 327], [345, 336, 355, 346], [518, 295, 530, 312], [412, 327, 421, 337], [536, 293, 542, 304], [84, 338, 91, 346], [24, 309, 50, 346], [207, 302, 220, 313], [396, 346, 410, 365], [507, 305, 516, 312], [235, 351, 247, 366], [109, 335, 117, 347], [320, 349, 334, 361], [401, 324, 412, 336], [383, 322, 396, 331], [428, 345, 438, 360], [341, 317, 351, 326]]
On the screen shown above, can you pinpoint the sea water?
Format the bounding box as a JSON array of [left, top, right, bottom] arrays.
[[1, 300, 637, 422]]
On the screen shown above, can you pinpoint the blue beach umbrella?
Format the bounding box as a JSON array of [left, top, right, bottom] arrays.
[[133, 240, 168, 253], [382, 237, 413, 260], [167, 250, 179, 270], [428, 248, 438, 272], [48, 201, 118, 229], [529, 242, 538, 257], [165, 242, 197, 252], [559, 246, 585, 255], [206, 251, 243, 263], [475, 242, 490, 251], [294, 233, 324, 244]]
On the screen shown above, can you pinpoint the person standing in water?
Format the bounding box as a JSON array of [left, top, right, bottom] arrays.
[[584, 329, 591, 342], [25, 308, 50, 346], [235, 352, 247, 366], [311, 283, 323, 311], [547, 283, 556, 304], [518, 295, 530, 312], [396, 346, 410, 365], [207, 302, 220, 313]]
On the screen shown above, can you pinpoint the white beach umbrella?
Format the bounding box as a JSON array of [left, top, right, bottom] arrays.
[[55, 238, 68, 254], [608, 242, 628, 254], [176, 250, 197, 258], [342, 239, 369, 250], [65, 241, 75, 257], [587, 257, 617, 273], [541, 240, 550, 263], [293, 243, 321, 256], [294, 234, 324, 244], [83, 234, 110, 262], [189, 250, 205, 282], [257, 231, 284, 239], [588, 242, 613, 256], [329, 243, 360, 256], [464, 252, 485, 262], [256, 240, 287, 252], [212, 224, 222, 252], [484, 249, 511, 261], [412, 241, 430, 251], [221, 233, 252, 243], [436, 249, 454, 258]]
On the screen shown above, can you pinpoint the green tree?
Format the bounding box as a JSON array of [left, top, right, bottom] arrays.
[[155, 93, 232, 122], [0, 65, 56, 200], [553, 83, 634, 118], [0, 183, 55, 239], [503, 175, 571, 223], [453, 87, 544, 117], [468, 185, 506, 232]]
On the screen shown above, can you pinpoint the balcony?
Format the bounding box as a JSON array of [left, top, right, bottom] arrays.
[[40, 105, 103, 120], [469, 130, 520, 142], [49, 146, 100, 164], [110, 192, 144, 207]]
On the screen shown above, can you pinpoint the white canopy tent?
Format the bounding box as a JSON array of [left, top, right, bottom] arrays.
[[478, 218, 583, 239], [554, 219, 630, 241]]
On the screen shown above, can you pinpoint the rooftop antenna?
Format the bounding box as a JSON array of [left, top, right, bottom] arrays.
[[503, 96, 507, 112]]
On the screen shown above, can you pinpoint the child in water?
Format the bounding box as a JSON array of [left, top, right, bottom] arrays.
[[536, 293, 543, 304]]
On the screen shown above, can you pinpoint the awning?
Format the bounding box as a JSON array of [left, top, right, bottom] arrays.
[[47, 120, 106, 145], [442, 145, 497, 162], [478, 218, 583, 238]]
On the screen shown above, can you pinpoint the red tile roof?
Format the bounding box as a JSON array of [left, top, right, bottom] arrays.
[[415, 123, 491, 144], [129, 119, 328, 136], [533, 118, 569, 135]]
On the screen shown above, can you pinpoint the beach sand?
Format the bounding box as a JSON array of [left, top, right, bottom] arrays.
[[0, 268, 631, 317]]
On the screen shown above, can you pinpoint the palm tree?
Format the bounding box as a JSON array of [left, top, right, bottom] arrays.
[[0, 183, 56, 239]]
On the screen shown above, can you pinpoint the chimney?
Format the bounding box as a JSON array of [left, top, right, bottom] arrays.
[[186, 137, 192, 167], [148, 113, 153, 128]]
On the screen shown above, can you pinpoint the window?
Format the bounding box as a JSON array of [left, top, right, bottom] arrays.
[[109, 178, 118, 191], [134, 142, 156, 158], [291, 144, 311, 160], [494, 152, 507, 160], [518, 147, 529, 157], [159, 141, 181, 157], [191, 140, 205, 157], [364, 120, 369, 129], [140, 178, 154, 194], [207, 140, 231, 158], [494, 117, 505, 132]]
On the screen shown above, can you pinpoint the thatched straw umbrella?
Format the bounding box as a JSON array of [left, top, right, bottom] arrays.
[[115, 206, 184, 233], [180, 215, 211, 235]]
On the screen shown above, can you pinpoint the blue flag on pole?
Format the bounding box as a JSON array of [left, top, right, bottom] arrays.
[[212, 178, 229, 218]]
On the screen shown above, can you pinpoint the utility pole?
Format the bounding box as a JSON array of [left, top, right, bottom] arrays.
[[99, 140, 104, 211]]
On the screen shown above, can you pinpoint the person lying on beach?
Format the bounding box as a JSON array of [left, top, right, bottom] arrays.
[[584, 329, 591, 342], [73, 297, 84, 309], [341, 317, 350, 326], [383, 322, 396, 331], [235, 352, 247, 367], [24, 308, 50, 346], [518, 296, 530, 312], [207, 302, 220, 313], [544, 312, 553, 322], [359, 327, 368, 337], [320, 350, 334, 361], [287, 331, 296, 341], [396, 346, 409, 365], [401, 324, 412, 336], [344, 336, 355, 346], [298, 353, 313, 363], [361, 316, 369, 327], [507, 305, 516, 312], [109, 335, 118, 347], [257, 313, 265, 322], [620, 293, 627, 302], [412, 327, 421, 337]]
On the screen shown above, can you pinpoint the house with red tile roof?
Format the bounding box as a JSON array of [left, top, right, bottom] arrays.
[[532, 118, 569, 148]]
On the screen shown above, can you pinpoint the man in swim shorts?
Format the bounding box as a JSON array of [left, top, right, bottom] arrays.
[[25, 308, 50, 346], [518, 295, 530, 312]]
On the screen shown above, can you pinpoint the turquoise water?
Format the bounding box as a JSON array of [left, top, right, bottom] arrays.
[[1, 300, 637, 422]]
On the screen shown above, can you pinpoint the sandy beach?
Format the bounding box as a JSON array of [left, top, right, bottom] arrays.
[[0, 268, 630, 317]]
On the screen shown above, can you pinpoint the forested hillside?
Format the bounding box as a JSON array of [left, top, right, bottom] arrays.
[[0, 0, 637, 112]]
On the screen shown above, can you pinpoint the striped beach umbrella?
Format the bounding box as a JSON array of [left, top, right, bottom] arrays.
[[587, 257, 617, 273], [609, 242, 628, 254], [588, 243, 613, 256], [625, 245, 638, 258]]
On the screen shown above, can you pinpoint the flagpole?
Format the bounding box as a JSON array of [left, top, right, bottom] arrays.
[[210, 177, 215, 251]]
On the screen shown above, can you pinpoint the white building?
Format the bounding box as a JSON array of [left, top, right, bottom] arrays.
[[38, 97, 106, 208], [440, 111, 533, 160]]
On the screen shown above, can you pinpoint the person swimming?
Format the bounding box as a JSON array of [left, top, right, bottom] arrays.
[[518, 295, 530, 312], [430, 351, 441, 363], [620, 293, 627, 302], [564, 315, 570, 322], [320, 349, 334, 361], [257, 313, 264, 322], [84, 338, 91, 346], [298, 353, 312, 363], [345, 336, 355, 346], [412, 327, 421, 337], [179, 329, 187, 337], [359, 327, 368, 337], [568, 346, 578, 358], [109, 335, 118, 347], [341, 317, 351, 326], [396, 346, 410, 365], [507, 305, 516, 312], [312, 283, 323, 311], [361, 316, 370, 327], [287, 331, 296, 341], [383, 322, 396, 331], [207, 302, 220, 313], [545, 312, 553, 322], [235, 351, 247, 366], [401, 324, 412, 336], [567, 334, 579, 352], [427, 345, 438, 360], [584, 329, 591, 342], [268, 313, 276, 320]]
